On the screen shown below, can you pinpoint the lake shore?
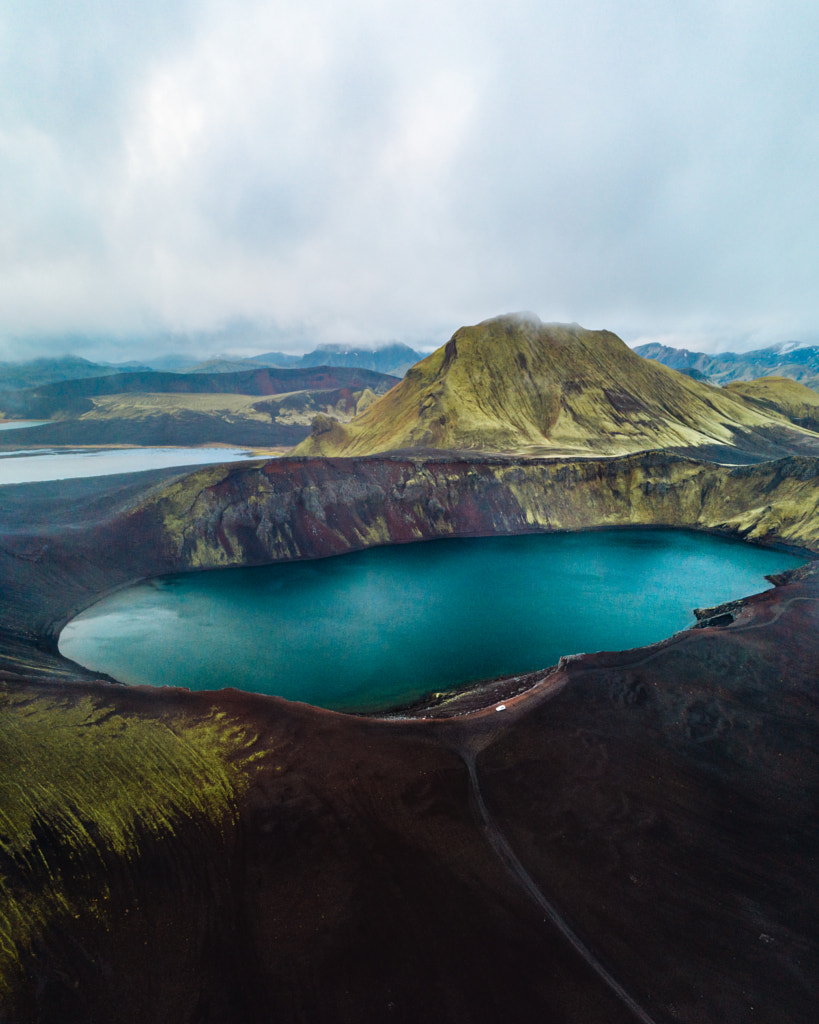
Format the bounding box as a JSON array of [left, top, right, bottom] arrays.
[[1, 450, 818, 1022]]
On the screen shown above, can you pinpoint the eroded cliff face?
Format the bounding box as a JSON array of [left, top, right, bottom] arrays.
[[1, 453, 815, 658], [148, 454, 819, 578], [1, 454, 818, 1023]]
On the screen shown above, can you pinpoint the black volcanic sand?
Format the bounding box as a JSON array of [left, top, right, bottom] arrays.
[[1, 460, 818, 1022], [2, 578, 817, 1023]]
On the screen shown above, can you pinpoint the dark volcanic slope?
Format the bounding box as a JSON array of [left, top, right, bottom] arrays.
[[0, 410, 312, 448], [1, 454, 818, 1022], [2, 570, 817, 1023]]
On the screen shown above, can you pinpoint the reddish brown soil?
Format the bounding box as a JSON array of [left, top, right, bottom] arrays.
[[3, 571, 818, 1024], [1, 458, 817, 1022]]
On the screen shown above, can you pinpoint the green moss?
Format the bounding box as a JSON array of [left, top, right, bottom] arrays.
[[0, 689, 259, 995], [725, 377, 819, 426], [147, 463, 234, 551], [294, 316, 818, 458]]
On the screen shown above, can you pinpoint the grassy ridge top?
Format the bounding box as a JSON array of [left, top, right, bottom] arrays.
[[295, 315, 818, 457], [723, 377, 819, 429]]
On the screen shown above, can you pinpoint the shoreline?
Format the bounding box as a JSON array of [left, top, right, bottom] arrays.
[[1, 449, 817, 704], [1, 449, 818, 1021]]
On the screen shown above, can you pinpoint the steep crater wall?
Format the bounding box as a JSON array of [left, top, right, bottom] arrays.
[[0, 452, 814, 675], [153, 453, 819, 575], [2, 452, 815, 670]]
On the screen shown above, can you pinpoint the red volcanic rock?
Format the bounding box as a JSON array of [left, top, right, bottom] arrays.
[[0, 455, 817, 1021], [1, 570, 818, 1023]]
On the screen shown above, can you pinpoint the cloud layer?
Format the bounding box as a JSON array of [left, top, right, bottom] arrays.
[[1, 0, 817, 358]]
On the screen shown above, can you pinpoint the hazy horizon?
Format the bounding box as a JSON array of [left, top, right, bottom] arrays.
[[2, 2, 817, 363], [2, 317, 819, 368]]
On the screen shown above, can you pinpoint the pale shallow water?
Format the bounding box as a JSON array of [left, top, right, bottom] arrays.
[[0, 420, 49, 431], [59, 529, 805, 712], [0, 446, 265, 484]]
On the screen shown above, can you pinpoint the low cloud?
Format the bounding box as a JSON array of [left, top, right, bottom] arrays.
[[1, 0, 817, 360]]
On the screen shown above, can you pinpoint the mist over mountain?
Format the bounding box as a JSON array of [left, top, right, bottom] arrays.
[[297, 314, 819, 460], [249, 343, 424, 377], [0, 356, 146, 392], [0, 341, 425, 405]]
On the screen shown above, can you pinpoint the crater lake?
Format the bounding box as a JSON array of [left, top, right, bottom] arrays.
[[59, 529, 806, 712]]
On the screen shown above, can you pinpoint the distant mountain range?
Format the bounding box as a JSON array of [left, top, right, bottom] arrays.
[[0, 366, 399, 447], [0, 343, 424, 392], [244, 343, 424, 377], [0, 356, 152, 392], [8, 327, 819, 458], [635, 341, 819, 389]]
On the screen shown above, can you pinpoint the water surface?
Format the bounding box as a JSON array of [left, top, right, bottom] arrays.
[[59, 530, 805, 712], [0, 420, 49, 432], [0, 446, 265, 484]]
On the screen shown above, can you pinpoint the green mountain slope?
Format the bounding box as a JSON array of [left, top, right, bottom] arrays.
[[723, 377, 819, 432], [296, 314, 819, 458]]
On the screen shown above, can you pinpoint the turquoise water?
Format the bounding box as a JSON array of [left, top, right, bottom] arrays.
[[59, 529, 805, 712]]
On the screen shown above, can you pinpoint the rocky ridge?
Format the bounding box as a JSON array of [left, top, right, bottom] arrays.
[[635, 339, 819, 388]]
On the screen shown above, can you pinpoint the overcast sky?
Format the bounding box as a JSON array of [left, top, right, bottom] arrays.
[[1, 0, 817, 361]]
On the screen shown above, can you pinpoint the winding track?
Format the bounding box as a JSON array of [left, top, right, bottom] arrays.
[[461, 749, 660, 1024], [449, 589, 817, 1024]]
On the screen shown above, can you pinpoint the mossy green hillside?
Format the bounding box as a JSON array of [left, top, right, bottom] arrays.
[[724, 376, 819, 430], [295, 315, 818, 457], [0, 687, 261, 995]]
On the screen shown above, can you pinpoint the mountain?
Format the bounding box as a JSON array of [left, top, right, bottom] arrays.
[[0, 356, 131, 392], [0, 366, 398, 447], [0, 386, 381, 448], [245, 351, 302, 368], [251, 343, 424, 377], [141, 354, 210, 371], [295, 314, 819, 459], [635, 340, 819, 388], [184, 358, 272, 374]]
